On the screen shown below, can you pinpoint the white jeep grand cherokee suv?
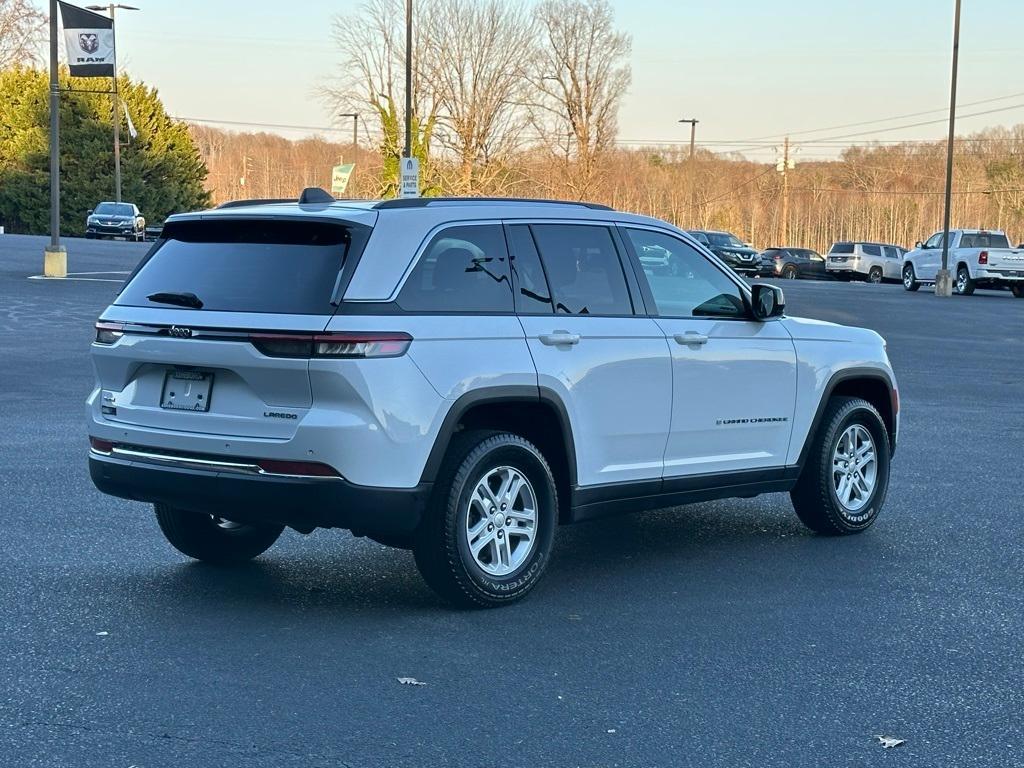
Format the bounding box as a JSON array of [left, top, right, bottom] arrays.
[[88, 191, 899, 607]]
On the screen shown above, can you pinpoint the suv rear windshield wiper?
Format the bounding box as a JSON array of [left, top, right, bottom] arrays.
[[146, 291, 204, 309]]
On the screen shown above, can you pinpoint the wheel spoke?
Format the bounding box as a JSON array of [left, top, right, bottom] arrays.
[[471, 528, 496, 557]]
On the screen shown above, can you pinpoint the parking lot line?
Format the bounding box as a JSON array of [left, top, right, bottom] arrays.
[[28, 271, 129, 283]]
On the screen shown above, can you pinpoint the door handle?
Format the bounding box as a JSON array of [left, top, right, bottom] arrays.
[[673, 332, 709, 346], [539, 331, 580, 347]]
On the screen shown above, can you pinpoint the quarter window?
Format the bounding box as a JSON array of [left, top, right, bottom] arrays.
[[397, 225, 513, 313], [862, 244, 882, 257], [529, 224, 633, 316], [623, 228, 747, 319]]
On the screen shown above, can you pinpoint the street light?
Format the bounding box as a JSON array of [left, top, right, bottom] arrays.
[[338, 112, 359, 150], [86, 4, 139, 204], [936, 0, 961, 297], [679, 118, 699, 226], [403, 0, 412, 158]]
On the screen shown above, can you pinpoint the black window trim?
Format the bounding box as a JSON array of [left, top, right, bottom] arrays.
[[616, 224, 761, 322], [503, 222, 555, 316]]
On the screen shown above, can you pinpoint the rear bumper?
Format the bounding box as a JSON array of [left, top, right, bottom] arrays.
[[89, 452, 431, 536]]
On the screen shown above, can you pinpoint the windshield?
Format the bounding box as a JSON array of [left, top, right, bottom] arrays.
[[94, 203, 134, 217], [705, 232, 745, 248], [116, 218, 369, 314]]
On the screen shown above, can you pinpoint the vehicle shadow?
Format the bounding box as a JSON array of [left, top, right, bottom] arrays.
[[104, 493, 895, 622]]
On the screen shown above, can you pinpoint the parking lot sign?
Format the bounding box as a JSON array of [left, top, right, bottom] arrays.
[[400, 157, 420, 198]]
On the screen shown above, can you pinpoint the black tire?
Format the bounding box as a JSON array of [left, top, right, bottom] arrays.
[[782, 265, 798, 280], [413, 431, 557, 608], [902, 263, 920, 292], [154, 504, 284, 563], [1012, 284, 1024, 298], [868, 266, 883, 284], [955, 265, 975, 295], [790, 396, 891, 535]]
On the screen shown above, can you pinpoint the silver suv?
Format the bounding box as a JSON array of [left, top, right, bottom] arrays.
[[89, 191, 899, 607], [825, 241, 906, 283]]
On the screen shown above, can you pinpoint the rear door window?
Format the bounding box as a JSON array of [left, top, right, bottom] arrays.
[[506, 225, 553, 314], [883, 246, 900, 259], [115, 218, 366, 315], [530, 224, 633, 316], [862, 244, 882, 257], [397, 224, 513, 313]]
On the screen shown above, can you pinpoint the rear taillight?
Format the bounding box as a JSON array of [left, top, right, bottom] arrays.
[[95, 321, 125, 344], [249, 332, 412, 359], [254, 459, 340, 477], [978, 250, 988, 265]]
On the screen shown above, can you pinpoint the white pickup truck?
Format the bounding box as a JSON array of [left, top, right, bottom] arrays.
[[902, 229, 1024, 297]]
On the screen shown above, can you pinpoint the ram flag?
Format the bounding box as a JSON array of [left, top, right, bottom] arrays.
[[58, 1, 115, 77]]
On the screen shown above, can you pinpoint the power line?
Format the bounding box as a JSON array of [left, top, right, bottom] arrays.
[[733, 90, 1024, 143]]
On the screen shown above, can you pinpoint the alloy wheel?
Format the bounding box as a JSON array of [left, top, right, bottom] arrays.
[[831, 425, 877, 512], [464, 466, 538, 577]]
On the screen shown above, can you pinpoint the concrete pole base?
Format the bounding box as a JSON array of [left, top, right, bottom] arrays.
[[44, 245, 67, 278], [934, 269, 953, 297]]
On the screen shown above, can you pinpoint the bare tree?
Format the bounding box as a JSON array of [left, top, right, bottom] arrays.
[[421, 0, 535, 193], [529, 0, 631, 196], [0, 0, 46, 69], [321, 0, 438, 195]]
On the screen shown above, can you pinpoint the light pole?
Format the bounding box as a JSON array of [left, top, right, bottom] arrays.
[[679, 118, 698, 225], [403, 0, 412, 159], [936, 0, 961, 297], [86, 3, 139, 204], [338, 112, 359, 151]]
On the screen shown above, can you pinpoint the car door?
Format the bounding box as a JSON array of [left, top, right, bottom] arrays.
[[882, 246, 902, 279], [917, 232, 945, 279], [619, 226, 797, 478], [806, 250, 827, 279], [509, 223, 672, 489]]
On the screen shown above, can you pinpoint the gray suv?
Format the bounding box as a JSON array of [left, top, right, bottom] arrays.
[[88, 191, 899, 607]]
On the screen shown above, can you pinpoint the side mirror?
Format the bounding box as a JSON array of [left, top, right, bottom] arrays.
[[915, 241, 923, 249], [87, 209, 94, 216], [751, 283, 785, 321]]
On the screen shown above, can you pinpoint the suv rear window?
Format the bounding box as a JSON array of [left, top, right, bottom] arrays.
[[116, 219, 366, 315], [830, 242, 854, 254]]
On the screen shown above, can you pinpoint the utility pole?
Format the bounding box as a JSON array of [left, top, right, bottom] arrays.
[[45, 0, 65, 277], [779, 136, 792, 245], [678, 118, 698, 225], [936, 0, 961, 297]]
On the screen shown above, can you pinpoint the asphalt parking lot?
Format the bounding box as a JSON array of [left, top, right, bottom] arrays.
[[1, 232, 1022, 767]]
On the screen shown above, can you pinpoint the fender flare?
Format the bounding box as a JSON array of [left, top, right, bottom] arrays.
[[419, 385, 578, 487]]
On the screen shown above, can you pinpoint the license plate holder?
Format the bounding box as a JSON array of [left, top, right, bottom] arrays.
[[161, 370, 213, 411]]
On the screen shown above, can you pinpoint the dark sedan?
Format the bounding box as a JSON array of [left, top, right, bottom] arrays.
[[86, 202, 146, 241], [760, 247, 828, 280], [687, 229, 761, 276]]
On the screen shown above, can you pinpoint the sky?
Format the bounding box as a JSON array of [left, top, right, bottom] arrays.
[[92, 0, 1024, 162]]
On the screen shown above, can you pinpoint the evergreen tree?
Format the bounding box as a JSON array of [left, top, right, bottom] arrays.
[[0, 66, 210, 235]]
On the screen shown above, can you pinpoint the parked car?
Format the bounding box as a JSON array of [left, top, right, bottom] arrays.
[[902, 229, 1024, 297], [760, 247, 828, 280], [825, 241, 906, 283], [87, 191, 899, 607], [86, 202, 146, 241], [686, 229, 761, 276]]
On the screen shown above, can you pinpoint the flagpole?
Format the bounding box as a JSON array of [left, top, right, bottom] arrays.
[[110, 4, 121, 203], [45, 0, 67, 277]]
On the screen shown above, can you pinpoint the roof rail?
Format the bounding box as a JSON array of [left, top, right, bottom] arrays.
[[373, 197, 613, 211], [216, 198, 293, 210]]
